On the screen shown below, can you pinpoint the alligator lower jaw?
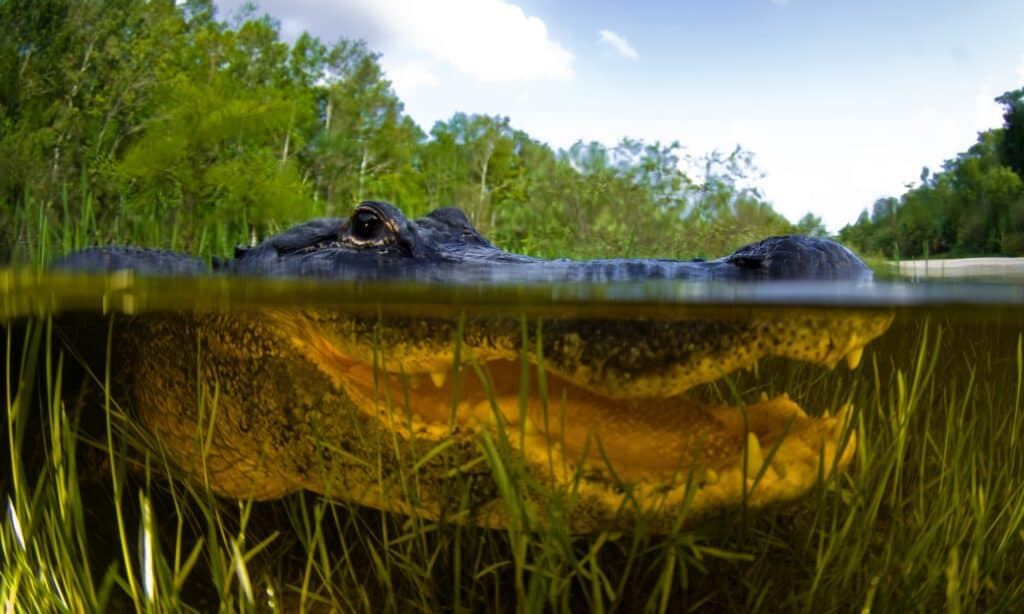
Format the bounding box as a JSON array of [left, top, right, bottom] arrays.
[[322, 354, 855, 525]]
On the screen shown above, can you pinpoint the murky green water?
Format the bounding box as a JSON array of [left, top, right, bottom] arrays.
[[3, 268, 1024, 610]]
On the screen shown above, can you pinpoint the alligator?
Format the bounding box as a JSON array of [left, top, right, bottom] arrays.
[[55, 201, 893, 531]]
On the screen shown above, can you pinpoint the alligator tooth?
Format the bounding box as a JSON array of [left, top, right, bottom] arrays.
[[430, 371, 448, 388], [845, 347, 864, 370], [745, 433, 763, 476]]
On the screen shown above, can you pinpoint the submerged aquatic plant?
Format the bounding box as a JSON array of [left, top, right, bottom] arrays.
[[2, 310, 1024, 612]]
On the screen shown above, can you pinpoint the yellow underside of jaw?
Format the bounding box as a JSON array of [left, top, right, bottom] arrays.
[[321, 350, 857, 521]]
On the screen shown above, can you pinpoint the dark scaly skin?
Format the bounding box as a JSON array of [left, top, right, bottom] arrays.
[[55, 202, 891, 530], [125, 313, 502, 520], [57, 201, 875, 282]]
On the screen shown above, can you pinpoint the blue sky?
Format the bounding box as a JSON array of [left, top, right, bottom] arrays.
[[215, 0, 1024, 231]]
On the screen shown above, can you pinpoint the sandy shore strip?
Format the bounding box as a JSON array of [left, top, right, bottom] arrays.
[[895, 257, 1024, 278]]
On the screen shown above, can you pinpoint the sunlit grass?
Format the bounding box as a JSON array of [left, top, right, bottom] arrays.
[[3, 312, 1024, 612], [4, 192, 336, 270]]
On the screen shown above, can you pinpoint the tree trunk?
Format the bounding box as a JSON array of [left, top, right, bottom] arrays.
[[358, 144, 369, 203]]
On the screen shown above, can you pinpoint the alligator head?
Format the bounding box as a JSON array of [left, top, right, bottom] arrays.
[[55, 202, 892, 531], [224, 201, 877, 282], [60, 201, 876, 282]]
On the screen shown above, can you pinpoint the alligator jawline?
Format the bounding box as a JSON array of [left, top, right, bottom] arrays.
[[306, 331, 856, 516]]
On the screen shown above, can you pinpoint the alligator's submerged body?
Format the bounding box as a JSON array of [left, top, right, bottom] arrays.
[[56, 202, 892, 530]]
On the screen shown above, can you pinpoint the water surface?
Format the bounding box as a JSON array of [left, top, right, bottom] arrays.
[[5, 269, 1024, 320]]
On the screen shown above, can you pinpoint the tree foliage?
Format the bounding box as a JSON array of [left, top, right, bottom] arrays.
[[996, 88, 1024, 181], [840, 90, 1024, 257], [2, 0, 820, 261]]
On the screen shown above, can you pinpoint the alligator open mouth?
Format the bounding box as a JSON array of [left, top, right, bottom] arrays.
[[52, 203, 891, 530], [272, 310, 892, 525]]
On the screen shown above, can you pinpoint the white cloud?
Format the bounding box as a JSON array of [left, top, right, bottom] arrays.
[[1017, 54, 1024, 81], [383, 60, 441, 92], [598, 29, 639, 60], [348, 0, 573, 82]]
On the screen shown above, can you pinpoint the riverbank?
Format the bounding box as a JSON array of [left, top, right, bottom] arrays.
[[894, 257, 1024, 279]]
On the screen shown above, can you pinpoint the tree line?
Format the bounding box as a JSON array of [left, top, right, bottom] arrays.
[[0, 0, 871, 264], [839, 89, 1024, 258]]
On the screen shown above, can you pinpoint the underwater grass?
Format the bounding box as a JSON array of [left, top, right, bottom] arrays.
[[3, 311, 1024, 612]]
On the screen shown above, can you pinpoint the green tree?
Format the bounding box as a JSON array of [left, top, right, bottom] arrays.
[[424, 113, 517, 233], [795, 213, 829, 238], [839, 122, 1024, 257], [996, 87, 1024, 180], [308, 40, 421, 214], [682, 147, 792, 256], [114, 9, 315, 250], [0, 0, 819, 262], [0, 0, 184, 230]]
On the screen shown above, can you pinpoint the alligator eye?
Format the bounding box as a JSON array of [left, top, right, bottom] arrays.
[[352, 209, 382, 240], [346, 204, 398, 247]]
